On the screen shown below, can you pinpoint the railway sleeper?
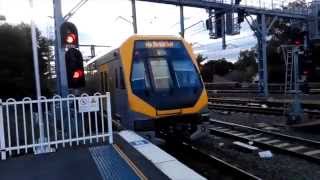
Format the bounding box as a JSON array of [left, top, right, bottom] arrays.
[[263, 139, 282, 144], [253, 137, 271, 142], [287, 146, 308, 152], [304, 150, 320, 156], [274, 143, 292, 148]]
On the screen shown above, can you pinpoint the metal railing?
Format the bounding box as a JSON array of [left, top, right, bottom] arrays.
[[0, 92, 113, 160]]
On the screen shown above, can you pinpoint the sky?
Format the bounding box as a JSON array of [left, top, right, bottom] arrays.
[[0, 0, 312, 62]]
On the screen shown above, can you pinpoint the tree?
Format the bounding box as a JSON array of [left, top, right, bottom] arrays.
[[0, 23, 53, 100], [200, 58, 234, 82], [234, 49, 258, 82]]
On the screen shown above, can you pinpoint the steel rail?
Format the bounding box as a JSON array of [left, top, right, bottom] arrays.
[[210, 119, 320, 146], [180, 141, 262, 180], [160, 130, 261, 179], [208, 102, 320, 117], [209, 119, 320, 164], [209, 97, 320, 109]]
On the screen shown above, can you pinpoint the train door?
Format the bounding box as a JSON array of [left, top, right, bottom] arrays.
[[98, 64, 110, 93], [100, 71, 109, 93], [114, 63, 129, 126]]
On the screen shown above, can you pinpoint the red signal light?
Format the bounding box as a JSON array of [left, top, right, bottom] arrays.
[[303, 70, 309, 75], [72, 69, 84, 79], [65, 33, 77, 44], [294, 40, 302, 45]]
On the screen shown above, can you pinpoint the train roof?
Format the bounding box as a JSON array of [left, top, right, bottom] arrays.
[[84, 48, 118, 67], [84, 35, 184, 67]]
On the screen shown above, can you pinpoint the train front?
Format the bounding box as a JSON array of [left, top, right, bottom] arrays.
[[120, 36, 209, 137]]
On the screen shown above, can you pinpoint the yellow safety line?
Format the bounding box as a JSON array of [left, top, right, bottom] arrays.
[[113, 144, 148, 180]]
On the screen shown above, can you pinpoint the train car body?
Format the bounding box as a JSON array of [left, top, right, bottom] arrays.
[[85, 35, 209, 137]]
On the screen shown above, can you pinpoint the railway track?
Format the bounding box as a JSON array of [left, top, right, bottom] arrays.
[[209, 97, 320, 109], [159, 130, 261, 179], [208, 102, 320, 117], [209, 119, 320, 164], [179, 141, 262, 180], [207, 89, 320, 94], [209, 102, 285, 115]]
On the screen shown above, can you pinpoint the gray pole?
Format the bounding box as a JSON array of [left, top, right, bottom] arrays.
[[222, 14, 227, 49], [257, 14, 269, 97], [29, 0, 49, 154], [131, 0, 138, 34], [261, 14, 268, 97], [208, 9, 213, 38], [29, 1, 42, 99], [180, 5, 185, 38], [53, 0, 68, 97], [289, 47, 303, 124]]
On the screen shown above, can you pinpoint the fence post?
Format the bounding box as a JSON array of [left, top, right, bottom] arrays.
[[106, 92, 113, 144], [0, 99, 6, 160]]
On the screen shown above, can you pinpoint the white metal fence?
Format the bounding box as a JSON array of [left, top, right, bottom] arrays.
[[0, 92, 113, 160]]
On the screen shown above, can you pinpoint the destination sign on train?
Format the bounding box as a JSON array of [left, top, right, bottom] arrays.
[[145, 41, 175, 48]]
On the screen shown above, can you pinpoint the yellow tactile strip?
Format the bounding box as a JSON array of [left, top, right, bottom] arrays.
[[113, 144, 148, 180]]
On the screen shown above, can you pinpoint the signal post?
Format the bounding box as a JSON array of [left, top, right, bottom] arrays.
[[54, 0, 85, 96], [54, 0, 69, 97]]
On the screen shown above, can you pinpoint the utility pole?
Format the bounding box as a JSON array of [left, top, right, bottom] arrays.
[[53, 0, 68, 97], [180, 5, 185, 38], [131, 0, 138, 34], [258, 14, 269, 97]]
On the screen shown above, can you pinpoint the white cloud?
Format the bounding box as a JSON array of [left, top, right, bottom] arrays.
[[0, 0, 269, 60]]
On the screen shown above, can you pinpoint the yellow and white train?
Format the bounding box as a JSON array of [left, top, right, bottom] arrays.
[[85, 35, 209, 137]]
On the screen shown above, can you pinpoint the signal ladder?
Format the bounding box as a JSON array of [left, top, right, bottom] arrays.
[[281, 45, 304, 120], [281, 45, 300, 95], [281, 46, 294, 95], [281, 46, 295, 116]]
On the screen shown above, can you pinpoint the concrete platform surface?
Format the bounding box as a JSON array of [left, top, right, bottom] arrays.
[[0, 145, 142, 180]]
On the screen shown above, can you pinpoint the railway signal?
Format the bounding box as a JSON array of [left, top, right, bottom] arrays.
[[205, 18, 213, 31], [215, 12, 223, 38], [65, 48, 85, 88], [235, 0, 241, 5], [237, 10, 245, 24], [61, 21, 79, 48]]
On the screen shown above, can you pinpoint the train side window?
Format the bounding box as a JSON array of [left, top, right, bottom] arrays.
[[120, 67, 125, 89], [100, 72, 105, 92], [104, 72, 108, 91], [115, 68, 118, 89]]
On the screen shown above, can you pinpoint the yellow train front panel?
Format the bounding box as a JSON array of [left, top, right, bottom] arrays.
[[118, 35, 208, 119]]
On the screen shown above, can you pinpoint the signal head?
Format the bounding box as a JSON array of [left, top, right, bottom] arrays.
[[65, 48, 85, 88], [72, 69, 84, 79], [61, 22, 79, 48], [65, 33, 77, 44]]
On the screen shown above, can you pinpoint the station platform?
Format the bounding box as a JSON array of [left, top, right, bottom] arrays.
[[0, 131, 205, 180]]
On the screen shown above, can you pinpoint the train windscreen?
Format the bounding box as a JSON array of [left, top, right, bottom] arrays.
[[130, 40, 203, 109], [131, 40, 201, 91]]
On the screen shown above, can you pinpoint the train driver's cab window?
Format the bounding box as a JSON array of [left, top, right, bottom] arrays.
[[131, 60, 150, 91], [149, 57, 171, 90], [171, 56, 201, 88]]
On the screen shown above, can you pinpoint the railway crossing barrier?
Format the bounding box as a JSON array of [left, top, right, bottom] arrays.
[[0, 93, 113, 160]]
